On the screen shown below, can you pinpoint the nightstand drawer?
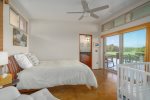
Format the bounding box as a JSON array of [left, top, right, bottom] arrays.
[[0, 74, 12, 86]]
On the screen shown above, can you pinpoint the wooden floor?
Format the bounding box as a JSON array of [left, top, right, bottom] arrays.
[[49, 69, 117, 100]]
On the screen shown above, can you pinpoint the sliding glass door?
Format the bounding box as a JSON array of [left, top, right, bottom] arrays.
[[103, 28, 147, 72], [123, 29, 146, 63], [104, 35, 120, 71]]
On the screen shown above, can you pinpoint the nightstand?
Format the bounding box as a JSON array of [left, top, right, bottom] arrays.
[[3, 79, 19, 87], [0, 74, 19, 88]]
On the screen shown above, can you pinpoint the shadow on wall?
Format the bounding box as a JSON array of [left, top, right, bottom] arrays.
[[29, 34, 79, 61]]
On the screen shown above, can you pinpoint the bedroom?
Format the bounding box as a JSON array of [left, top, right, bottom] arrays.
[[0, 0, 150, 100]]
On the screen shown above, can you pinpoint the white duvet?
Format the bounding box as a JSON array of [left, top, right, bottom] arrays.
[[17, 60, 98, 90]]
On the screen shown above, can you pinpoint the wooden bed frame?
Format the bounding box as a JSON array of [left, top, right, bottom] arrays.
[[7, 56, 93, 94], [7, 56, 41, 93], [7, 56, 22, 81]]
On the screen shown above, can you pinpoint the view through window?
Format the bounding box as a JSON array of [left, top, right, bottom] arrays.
[[104, 28, 146, 71]]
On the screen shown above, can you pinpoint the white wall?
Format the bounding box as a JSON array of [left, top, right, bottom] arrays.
[[30, 20, 98, 64], [92, 33, 100, 69], [3, 4, 29, 55]]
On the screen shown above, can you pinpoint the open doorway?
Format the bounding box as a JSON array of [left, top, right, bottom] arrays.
[[104, 35, 120, 71], [79, 34, 92, 68]]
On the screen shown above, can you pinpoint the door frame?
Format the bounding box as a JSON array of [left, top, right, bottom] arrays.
[[79, 34, 92, 68]]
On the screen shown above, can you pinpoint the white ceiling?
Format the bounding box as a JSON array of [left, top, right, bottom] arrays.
[[12, 0, 143, 23]]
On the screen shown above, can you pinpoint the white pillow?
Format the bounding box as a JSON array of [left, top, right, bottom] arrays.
[[14, 54, 33, 69], [26, 53, 40, 66], [15, 95, 34, 100], [0, 86, 20, 100], [31, 88, 60, 100]]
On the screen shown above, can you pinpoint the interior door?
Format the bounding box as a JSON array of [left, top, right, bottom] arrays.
[[79, 34, 92, 68]]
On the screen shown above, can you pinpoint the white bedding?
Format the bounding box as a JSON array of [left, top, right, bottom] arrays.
[[17, 60, 98, 89], [0, 86, 60, 100]]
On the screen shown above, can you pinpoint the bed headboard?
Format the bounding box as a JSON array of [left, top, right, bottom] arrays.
[[7, 56, 22, 80]]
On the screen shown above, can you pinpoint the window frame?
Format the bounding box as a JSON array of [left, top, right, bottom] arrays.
[[9, 8, 20, 29], [19, 16, 28, 33]]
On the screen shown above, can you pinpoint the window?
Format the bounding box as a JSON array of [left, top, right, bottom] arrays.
[[103, 27, 147, 72], [132, 2, 150, 20], [125, 13, 132, 23], [123, 29, 146, 63], [9, 8, 28, 47], [10, 8, 28, 33], [103, 21, 114, 31], [10, 9, 19, 28], [102, 1, 150, 32], [114, 15, 125, 27], [104, 35, 120, 71], [20, 16, 27, 32]]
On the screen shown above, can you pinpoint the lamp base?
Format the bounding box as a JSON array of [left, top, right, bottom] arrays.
[[0, 66, 2, 75], [0, 86, 3, 88], [0, 74, 12, 86], [2, 73, 8, 78]]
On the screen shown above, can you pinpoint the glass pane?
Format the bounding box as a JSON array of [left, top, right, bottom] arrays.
[[114, 15, 125, 27], [125, 13, 132, 23], [123, 29, 146, 63], [104, 35, 120, 71], [20, 17, 27, 32], [80, 35, 91, 52], [10, 9, 19, 28], [103, 21, 114, 31], [132, 2, 150, 20], [102, 1, 150, 31]]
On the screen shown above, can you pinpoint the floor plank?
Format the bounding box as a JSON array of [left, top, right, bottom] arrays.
[[49, 69, 117, 100]]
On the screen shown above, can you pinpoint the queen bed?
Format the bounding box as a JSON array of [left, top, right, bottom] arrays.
[[7, 55, 98, 90]]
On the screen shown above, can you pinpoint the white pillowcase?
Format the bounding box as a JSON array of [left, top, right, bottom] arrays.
[[26, 53, 40, 66], [14, 54, 33, 69]]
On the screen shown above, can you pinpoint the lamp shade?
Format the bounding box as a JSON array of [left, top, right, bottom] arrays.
[[0, 52, 8, 66]]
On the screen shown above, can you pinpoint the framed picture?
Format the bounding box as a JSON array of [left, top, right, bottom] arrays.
[[13, 28, 27, 47]]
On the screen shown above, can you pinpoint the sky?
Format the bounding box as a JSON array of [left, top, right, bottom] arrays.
[[106, 28, 146, 48]]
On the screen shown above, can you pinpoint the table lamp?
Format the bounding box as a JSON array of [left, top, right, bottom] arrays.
[[0, 52, 8, 78]]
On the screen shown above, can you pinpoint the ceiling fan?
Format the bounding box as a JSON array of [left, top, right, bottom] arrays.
[[67, 0, 109, 20]]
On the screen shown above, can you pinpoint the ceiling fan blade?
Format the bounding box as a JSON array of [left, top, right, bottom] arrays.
[[67, 12, 84, 14], [90, 13, 99, 19], [81, 0, 89, 11], [78, 15, 84, 20], [90, 5, 109, 12]]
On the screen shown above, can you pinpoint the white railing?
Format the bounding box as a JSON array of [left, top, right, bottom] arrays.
[[117, 63, 150, 100]]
